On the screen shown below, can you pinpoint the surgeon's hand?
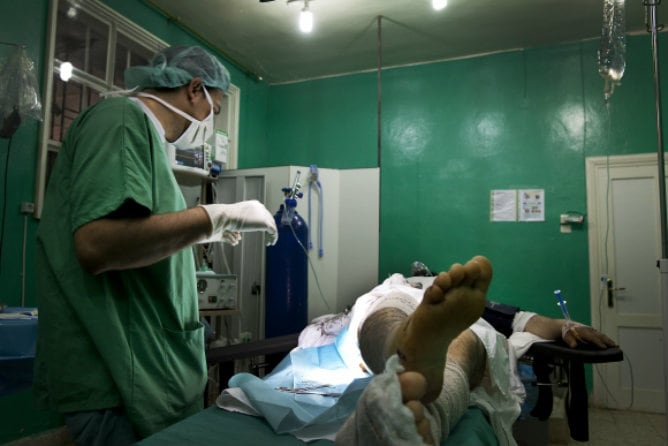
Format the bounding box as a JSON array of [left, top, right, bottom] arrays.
[[199, 200, 278, 246], [561, 321, 618, 349], [221, 230, 242, 245]]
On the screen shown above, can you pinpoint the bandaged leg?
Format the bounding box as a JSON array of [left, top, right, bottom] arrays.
[[336, 329, 486, 446], [387, 256, 490, 402], [336, 256, 492, 445], [426, 329, 487, 443]]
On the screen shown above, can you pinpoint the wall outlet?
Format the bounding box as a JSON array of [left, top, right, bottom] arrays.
[[560, 213, 584, 225], [20, 202, 34, 214]]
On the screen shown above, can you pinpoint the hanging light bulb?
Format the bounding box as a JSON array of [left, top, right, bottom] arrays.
[[66, 0, 80, 18], [432, 0, 447, 11], [299, 1, 313, 33]]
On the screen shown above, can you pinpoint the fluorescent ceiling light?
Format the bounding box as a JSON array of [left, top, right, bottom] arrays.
[[299, 6, 313, 33], [432, 0, 447, 11]]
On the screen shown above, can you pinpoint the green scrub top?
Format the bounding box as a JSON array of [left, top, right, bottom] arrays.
[[34, 97, 205, 437]]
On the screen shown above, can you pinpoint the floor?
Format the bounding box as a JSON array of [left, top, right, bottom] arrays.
[[550, 407, 666, 446]]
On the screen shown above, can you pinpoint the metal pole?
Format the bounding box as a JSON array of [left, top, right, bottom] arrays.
[[646, 1, 668, 441], [648, 1, 668, 258], [376, 15, 382, 168]]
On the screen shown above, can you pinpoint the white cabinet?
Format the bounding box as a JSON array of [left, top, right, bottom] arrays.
[[216, 166, 380, 341]]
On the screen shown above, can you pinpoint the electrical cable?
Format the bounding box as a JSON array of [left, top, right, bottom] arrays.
[[202, 183, 233, 275], [318, 181, 323, 258], [597, 104, 613, 336], [21, 213, 27, 306], [224, 315, 232, 346], [218, 244, 233, 275], [288, 219, 329, 311], [0, 135, 13, 274], [594, 354, 635, 410], [592, 100, 636, 412]]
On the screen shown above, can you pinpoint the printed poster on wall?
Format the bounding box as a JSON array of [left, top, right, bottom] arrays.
[[490, 190, 517, 221], [518, 189, 544, 222]]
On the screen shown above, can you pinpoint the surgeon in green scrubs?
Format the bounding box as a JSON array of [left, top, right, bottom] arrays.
[[34, 46, 278, 446]]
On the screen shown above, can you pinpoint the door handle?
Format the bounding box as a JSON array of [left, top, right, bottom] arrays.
[[606, 278, 626, 308]]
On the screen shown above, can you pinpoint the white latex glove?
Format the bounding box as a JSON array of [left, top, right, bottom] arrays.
[[199, 200, 278, 246]]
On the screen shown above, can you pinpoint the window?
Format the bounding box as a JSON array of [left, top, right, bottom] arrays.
[[35, 0, 240, 217]]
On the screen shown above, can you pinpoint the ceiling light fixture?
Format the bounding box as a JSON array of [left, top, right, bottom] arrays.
[[67, 0, 81, 18], [299, 2, 313, 33], [287, 0, 314, 33], [432, 0, 447, 11], [59, 61, 73, 82]]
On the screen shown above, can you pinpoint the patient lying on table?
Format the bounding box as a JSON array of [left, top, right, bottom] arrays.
[[335, 255, 616, 446], [218, 255, 616, 446]]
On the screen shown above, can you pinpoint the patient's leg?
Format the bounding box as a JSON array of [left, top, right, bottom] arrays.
[[400, 329, 487, 444], [352, 256, 491, 445], [385, 255, 490, 402]]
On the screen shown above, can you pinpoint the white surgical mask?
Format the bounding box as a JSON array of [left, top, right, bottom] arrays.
[[138, 86, 214, 150]]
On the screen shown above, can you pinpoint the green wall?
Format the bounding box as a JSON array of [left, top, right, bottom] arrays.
[[265, 34, 663, 322], [0, 2, 59, 442], [382, 42, 602, 320], [264, 74, 379, 168], [0, 0, 47, 318]]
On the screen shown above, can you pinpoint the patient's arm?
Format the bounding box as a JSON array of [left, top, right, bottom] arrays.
[[523, 314, 617, 349]]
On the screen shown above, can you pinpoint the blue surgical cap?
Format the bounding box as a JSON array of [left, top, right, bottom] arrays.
[[124, 46, 230, 92]]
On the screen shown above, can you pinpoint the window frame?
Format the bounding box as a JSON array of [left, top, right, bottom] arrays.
[[217, 83, 240, 171], [34, 0, 240, 218]]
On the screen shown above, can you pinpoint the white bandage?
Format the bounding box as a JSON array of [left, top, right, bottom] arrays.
[[511, 311, 537, 333], [561, 320, 585, 340], [366, 290, 419, 317]]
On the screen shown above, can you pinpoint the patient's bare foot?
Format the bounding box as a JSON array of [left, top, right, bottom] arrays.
[[389, 256, 492, 403]]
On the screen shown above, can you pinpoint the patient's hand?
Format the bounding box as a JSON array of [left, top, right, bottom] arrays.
[[562, 322, 618, 349]]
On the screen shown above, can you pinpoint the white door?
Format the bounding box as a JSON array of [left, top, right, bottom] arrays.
[[586, 153, 666, 413]]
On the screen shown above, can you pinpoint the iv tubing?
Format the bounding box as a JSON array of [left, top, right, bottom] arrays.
[[307, 166, 324, 257], [288, 217, 329, 310], [308, 183, 313, 250], [318, 182, 324, 258]]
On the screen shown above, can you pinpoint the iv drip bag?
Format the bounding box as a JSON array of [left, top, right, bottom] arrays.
[[598, 0, 626, 102]]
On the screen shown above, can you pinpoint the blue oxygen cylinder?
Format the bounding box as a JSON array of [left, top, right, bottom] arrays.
[[265, 198, 308, 337]]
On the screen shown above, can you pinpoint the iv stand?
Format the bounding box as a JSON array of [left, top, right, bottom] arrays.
[[645, 1, 668, 440]]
